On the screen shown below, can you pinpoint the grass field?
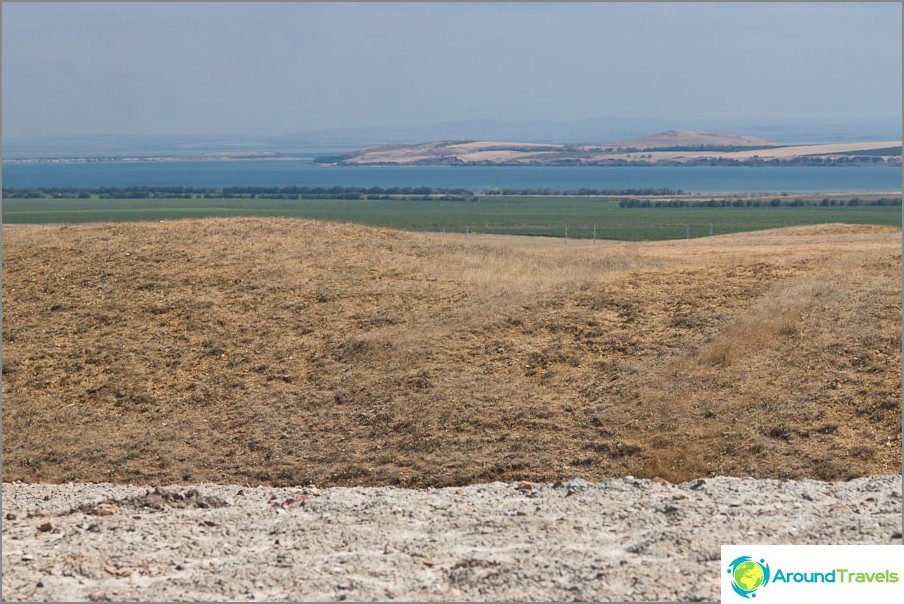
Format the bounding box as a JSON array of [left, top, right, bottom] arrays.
[[2, 218, 900, 486], [2, 195, 901, 240]]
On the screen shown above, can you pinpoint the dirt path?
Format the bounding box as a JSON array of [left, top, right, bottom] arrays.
[[3, 476, 901, 602]]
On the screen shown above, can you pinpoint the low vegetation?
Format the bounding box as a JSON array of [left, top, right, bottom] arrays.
[[2, 191, 900, 240], [2, 219, 900, 486]]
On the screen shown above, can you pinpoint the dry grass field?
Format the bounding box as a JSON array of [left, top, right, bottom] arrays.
[[2, 219, 900, 487], [724, 141, 902, 159], [324, 136, 901, 165]]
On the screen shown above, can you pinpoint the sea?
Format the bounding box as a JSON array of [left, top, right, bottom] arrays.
[[1, 160, 901, 193]]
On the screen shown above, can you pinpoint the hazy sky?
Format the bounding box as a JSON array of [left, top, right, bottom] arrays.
[[2, 2, 901, 137]]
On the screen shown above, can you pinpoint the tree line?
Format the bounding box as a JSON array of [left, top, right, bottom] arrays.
[[1, 186, 477, 201], [483, 188, 684, 196], [3, 185, 684, 199], [619, 197, 902, 208], [4, 187, 899, 208]]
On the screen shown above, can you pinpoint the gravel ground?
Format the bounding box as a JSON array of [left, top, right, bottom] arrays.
[[2, 476, 901, 602]]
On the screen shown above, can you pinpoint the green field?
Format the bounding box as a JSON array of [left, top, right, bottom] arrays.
[[2, 195, 901, 240]]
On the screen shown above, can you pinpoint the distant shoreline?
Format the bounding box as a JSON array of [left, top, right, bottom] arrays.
[[5, 155, 900, 168], [1, 153, 302, 165], [6, 132, 902, 168]]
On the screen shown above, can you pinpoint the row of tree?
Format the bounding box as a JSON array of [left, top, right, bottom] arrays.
[[483, 187, 684, 196], [4, 187, 899, 208], [619, 197, 902, 208], [1, 186, 477, 200]]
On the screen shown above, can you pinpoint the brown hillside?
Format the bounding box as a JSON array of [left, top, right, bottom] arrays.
[[2, 219, 900, 486], [608, 130, 777, 149]]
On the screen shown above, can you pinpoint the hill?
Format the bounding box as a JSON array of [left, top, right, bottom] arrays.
[[316, 132, 902, 166], [5, 117, 901, 160], [606, 129, 777, 149], [2, 219, 901, 486]]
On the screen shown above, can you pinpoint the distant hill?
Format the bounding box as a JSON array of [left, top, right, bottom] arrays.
[[5, 128, 898, 167], [608, 130, 777, 149], [314, 132, 901, 167], [4, 117, 900, 159]]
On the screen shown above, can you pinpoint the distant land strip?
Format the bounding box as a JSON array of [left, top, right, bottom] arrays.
[[313, 131, 902, 167], [4, 132, 901, 167], [1, 151, 294, 165]]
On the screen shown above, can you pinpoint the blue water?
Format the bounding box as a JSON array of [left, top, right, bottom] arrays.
[[1, 160, 900, 193]]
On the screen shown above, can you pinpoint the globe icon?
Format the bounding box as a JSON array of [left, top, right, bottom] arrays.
[[733, 560, 765, 592]]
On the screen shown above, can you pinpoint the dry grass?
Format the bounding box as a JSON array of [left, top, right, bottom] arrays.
[[2, 219, 900, 486], [725, 141, 901, 159]]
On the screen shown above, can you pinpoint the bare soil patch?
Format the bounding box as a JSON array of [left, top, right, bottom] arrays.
[[2, 219, 900, 486]]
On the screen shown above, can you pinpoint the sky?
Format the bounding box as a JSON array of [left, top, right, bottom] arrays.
[[2, 2, 901, 138]]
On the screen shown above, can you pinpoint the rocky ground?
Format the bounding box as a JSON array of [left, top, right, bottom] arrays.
[[2, 475, 901, 602]]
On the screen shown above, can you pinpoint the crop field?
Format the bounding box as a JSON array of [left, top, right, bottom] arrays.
[[2, 218, 900, 487], [2, 195, 900, 240]]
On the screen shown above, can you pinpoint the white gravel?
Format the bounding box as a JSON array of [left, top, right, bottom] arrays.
[[2, 476, 901, 602]]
